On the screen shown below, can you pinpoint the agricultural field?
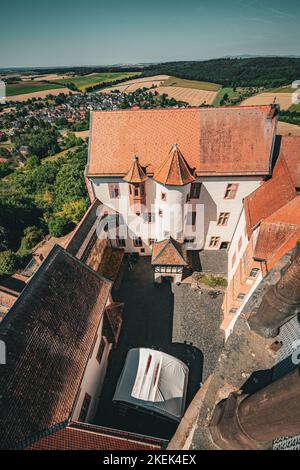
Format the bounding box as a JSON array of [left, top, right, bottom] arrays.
[[213, 87, 240, 106], [149, 86, 218, 106], [52, 72, 141, 91], [7, 87, 74, 102], [162, 76, 221, 91], [101, 75, 169, 93], [277, 121, 300, 136], [6, 81, 64, 96], [269, 85, 296, 93], [240, 92, 294, 110], [289, 103, 300, 112]]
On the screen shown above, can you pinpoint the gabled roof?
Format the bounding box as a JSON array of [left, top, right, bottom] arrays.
[[87, 106, 278, 177], [244, 160, 296, 237], [27, 422, 163, 450], [0, 245, 112, 449], [254, 196, 300, 267], [274, 136, 300, 188], [154, 144, 195, 186], [151, 237, 188, 266], [123, 155, 148, 183]]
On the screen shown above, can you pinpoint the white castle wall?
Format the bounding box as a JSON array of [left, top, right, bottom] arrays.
[[89, 175, 263, 254]]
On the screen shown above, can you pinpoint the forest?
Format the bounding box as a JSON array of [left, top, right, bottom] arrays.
[[143, 57, 300, 88]]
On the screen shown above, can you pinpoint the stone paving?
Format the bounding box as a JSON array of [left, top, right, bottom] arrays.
[[95, 255, 223, 440]]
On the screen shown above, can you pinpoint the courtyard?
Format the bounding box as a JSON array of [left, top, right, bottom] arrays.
[[95, 256, 222, 440]]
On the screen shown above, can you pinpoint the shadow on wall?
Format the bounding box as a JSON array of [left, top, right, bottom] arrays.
[[200, 185, 217, 247]]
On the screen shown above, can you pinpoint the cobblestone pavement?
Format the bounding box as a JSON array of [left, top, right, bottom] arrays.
[[95, 256, 202, 440]]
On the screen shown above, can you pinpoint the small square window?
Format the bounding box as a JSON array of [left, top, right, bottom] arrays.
[[209, 236, 220, 248], [133, 237, 142, 247], [116, 236, 126, 247], [229, 307, 238, 315], [217, 212, 230, 226], [190, 182, 201, 199], [224, 183, 239, 200], [184, 237, 195, 243], [161, 193, 167, 201], [148, 238, 155, 245], [249, 268, 259, 278], [237, 293, 246, 301], [158, 209, 163, 217], [108, 183, 120, 199]]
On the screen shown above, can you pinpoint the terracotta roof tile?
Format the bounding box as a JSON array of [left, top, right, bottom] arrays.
[[274, 136, 300, 188], [28, 422, 162, 450], [244, 162, 297, 236], [154, 144, 195, 186], [0, 246, 112, 449], [254, 196, 300, 267], [88, 106, 277, 177], [152, 238, 188, 266], [123, 155, 148, 183]]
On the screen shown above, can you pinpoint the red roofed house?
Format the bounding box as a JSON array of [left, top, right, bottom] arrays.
[[0, 245, 164, 450], [222, 138, 300, 338], [86, 105, 278, 282]]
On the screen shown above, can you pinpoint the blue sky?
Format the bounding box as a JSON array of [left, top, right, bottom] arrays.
[[1, 0, 299, 67]]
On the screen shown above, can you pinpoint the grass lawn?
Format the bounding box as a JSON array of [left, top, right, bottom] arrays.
[[6, 81, 64, 96], [52, 72, 141, 91], [163, 76, 221, 91], [213, 87, 240, 106], [42, 146, 79, 163]]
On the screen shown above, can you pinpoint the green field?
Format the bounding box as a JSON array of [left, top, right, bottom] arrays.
[[163, 76, 221, 91], [213, 87, 240, 106], [6, 81, 64, 96], [289, 103, 300, 112], [269, 85, 295, 93], [52, 72, 141, 91]]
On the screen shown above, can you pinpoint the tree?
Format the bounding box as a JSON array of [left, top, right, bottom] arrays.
[[48, 216, 71, 237], [0, 226, 9, 251], [19, 226, 44, 253], [0, 250, 19, 276], [61, 199, 88, 223]]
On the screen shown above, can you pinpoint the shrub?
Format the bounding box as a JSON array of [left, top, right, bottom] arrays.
[[19, 226, 44, 253], [0, 250, 19, 276], [48, 216, 72, 237], [194, 273, 228, 288]]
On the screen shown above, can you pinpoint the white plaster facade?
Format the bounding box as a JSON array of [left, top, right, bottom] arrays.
[[72, 299, 112, 423], [88, 175, 263, 255]]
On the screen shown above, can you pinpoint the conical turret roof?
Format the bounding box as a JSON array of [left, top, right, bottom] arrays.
[[153, 144, 195, 186], [123, 155, 148, 183]]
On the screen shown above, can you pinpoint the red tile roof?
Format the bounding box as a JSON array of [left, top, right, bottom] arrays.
[[254, 197, 300, 268], [154, 144, 195, 186], [0, 246, 112, 449], [28, 422, 163, 451], [244, 161, 296, 236], [123, 155, 148, 183], [274, 136, 300, 188], [152, 238, 188, 266], [87, 106, 277, 177]]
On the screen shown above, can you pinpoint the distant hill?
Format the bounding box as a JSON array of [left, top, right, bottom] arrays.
[[143, 57, 300, 88]]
